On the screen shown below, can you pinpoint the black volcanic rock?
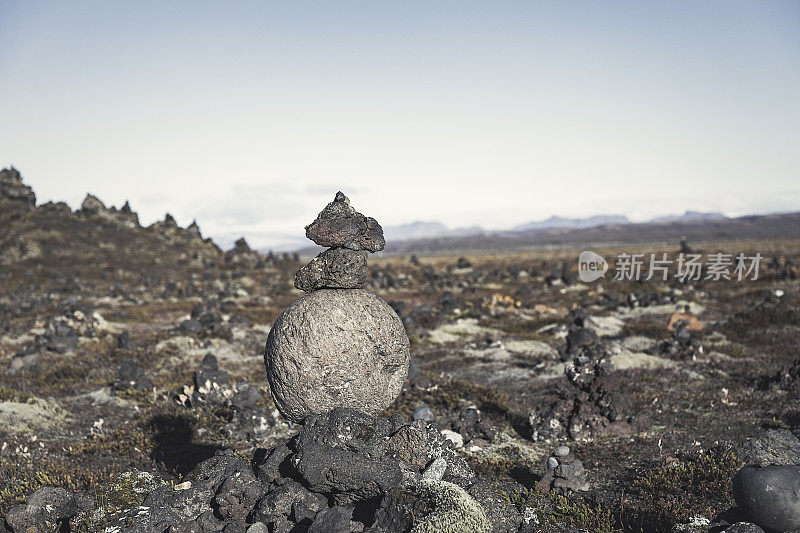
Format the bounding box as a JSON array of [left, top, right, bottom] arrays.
[[0, 167, 36, 208], [733, 465, 800, 532], [738, 429, 800, 467], [294, 247, 368, 291], [291, 408, 404, 504], [113, 359, 153, 392], [305, 192, 385, 252]]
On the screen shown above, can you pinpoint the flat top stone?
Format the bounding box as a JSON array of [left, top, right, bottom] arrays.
[[304, 192, 385, 252]]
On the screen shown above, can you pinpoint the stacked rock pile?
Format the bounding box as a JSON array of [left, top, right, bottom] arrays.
[[559, 308, 601, 362], [265, 192, 409, 423], [529, 350, 632, 442], [660, 320, 704, 360], [293, 191, 383, 292], [34, 408, 507, 532], [536, 446, 590, 493]]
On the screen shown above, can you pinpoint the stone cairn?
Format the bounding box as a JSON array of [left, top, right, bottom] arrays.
[[265, 192, 410, 423], [536, 445, 590, 493], [529, 308, 633, 442]]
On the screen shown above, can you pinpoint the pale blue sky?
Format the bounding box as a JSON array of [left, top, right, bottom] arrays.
[[1, 1, 798, 248]]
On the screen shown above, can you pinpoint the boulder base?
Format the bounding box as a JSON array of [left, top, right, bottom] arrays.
[[264, 289, 410, 422]]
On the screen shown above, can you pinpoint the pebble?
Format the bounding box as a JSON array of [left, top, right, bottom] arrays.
[[554, 446, 570, 457], [412, 405, 435, 422], [440, 429, 464, 449], [547, 457, 559, 469]]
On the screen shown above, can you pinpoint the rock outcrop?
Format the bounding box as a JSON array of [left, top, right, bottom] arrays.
[[0, 167, 36, 208]]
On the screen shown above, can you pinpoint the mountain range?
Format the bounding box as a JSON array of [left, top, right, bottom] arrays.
[[381, 211, 727, 243]]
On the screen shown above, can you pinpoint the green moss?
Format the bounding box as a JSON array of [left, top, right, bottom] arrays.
[[0, 383, 30, 403], [0, 455, 111, 513], [94, 471, 166, 517], [384, 373, 512, 420], [629, 447, 743, 524], [412, 479, 491, 533], [545, 492, 620, 533]]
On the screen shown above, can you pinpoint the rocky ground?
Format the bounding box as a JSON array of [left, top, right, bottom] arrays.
[[1, 168, 800, 532]]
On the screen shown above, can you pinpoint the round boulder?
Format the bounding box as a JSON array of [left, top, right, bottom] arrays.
[[732, 464, 800, 532], [264, 289, 410, 422]]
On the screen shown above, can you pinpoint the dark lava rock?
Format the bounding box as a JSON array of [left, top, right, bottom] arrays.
[[201, 352, 219, 371], [116, 329, 136, 349], [371, 479, 491, 532], [230, 382, 262, 411], [308, 506, 353, 533], [224, 237, 264, 268], [131, 450, 257, 527], [251, 480, 325, 526], [529, 355, 632, 442], [112, 358, 153, 392], [179, 318, 203, 336], [738, 429, 800, 467], [291, 408, 404, 503], [294, 247, 369, 291], [732, 464, 800, 532], [194, 353, 230, 389], [305, 192, 385, 252], [5, 487, 93, 532], [562, 327, 598, 360]]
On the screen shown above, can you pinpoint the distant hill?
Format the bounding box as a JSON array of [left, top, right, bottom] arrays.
[[379, 211, 800, 255], [383, 221, 484, 241], [649, 210, 726, 224], [512, 214, 631, 232]]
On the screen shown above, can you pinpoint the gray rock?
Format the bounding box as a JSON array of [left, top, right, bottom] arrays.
[[305, 192, 385, 252], [251, 480, 326, 523], [265, 289, 410, 422], [112, 359, 153, 392], [294, 247, 368, 292], [412, 405, 435, 422], [212, 468, 263, 520], [246, 523, 270, 533], [733, 465, 800, 532], [554, 446, 570, 457], [308, 506, 353, 533], [547, 457, 559, 470], [723, 523, 766, 533], [422, 456, 448, 481], [5, 487, 92, 532], [738, 429, 800, 467]]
